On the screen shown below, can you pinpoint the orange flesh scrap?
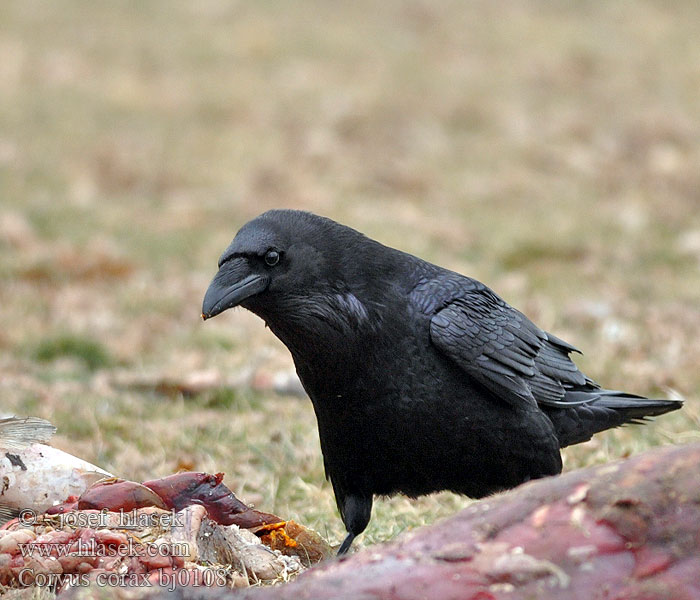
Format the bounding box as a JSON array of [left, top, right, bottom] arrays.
[[258, 521, 299, 548]]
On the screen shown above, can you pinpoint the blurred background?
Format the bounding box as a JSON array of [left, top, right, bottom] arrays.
[[1, 1, 699, 548]]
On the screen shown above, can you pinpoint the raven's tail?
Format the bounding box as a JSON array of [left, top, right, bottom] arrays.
[[546, 389, 682, 448]]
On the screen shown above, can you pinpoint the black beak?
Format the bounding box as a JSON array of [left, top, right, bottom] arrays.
[[201, 258, 269, 320]]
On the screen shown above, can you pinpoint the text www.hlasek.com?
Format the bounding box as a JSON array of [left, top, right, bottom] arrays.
[[19, 538, 191, 559]]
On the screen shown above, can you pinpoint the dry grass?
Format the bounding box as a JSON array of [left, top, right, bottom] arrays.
[[1, 0, 699, 552]]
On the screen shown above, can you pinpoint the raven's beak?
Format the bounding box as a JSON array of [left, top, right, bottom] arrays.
[[201, 258, 269, 320]]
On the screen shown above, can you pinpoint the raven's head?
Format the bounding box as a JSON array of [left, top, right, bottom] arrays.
[[202, 211, 379, 349]]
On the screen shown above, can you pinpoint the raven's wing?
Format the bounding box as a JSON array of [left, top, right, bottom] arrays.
[[427, 280, 594, 408]]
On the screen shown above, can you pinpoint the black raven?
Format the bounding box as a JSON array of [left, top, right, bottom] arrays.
[[202, 209, 681, 554]]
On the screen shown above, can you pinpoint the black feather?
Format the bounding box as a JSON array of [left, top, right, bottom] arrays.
[[203, 209, 683, 553]]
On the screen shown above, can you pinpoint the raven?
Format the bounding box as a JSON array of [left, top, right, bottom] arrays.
[[202, 209, 681, 554]]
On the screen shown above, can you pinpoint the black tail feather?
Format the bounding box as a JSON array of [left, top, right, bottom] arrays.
[[546, 389, 682, 448]]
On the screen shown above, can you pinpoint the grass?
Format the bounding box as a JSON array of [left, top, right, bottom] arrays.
[[1, 0, 699, 560], [32, 334, 114, 371]]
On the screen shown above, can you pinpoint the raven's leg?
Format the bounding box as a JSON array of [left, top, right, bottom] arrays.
[[337, 532, 355, 555], [337, 494, 372, 555]]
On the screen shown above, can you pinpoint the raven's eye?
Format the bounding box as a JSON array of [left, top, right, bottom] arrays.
[[264, 250, 280, 266]]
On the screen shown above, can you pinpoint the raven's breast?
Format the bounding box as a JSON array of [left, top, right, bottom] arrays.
[[303, 326, 562, 500]]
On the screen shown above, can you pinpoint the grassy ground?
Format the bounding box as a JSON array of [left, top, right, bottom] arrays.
[[1, 1, 699, 552]]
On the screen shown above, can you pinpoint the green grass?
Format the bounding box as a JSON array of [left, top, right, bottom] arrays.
[[32, 334, 114, 371], [1, 0, 699, 561]]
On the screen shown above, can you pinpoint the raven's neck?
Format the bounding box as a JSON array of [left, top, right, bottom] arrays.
[[250, 245, 432, 397], [263, 302, 372, 376]]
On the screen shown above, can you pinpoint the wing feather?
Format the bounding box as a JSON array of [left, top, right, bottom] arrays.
[[426, 280, 594, 408]]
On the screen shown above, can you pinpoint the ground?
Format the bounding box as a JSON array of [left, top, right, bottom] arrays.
[[1, 0, 699, 551]]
